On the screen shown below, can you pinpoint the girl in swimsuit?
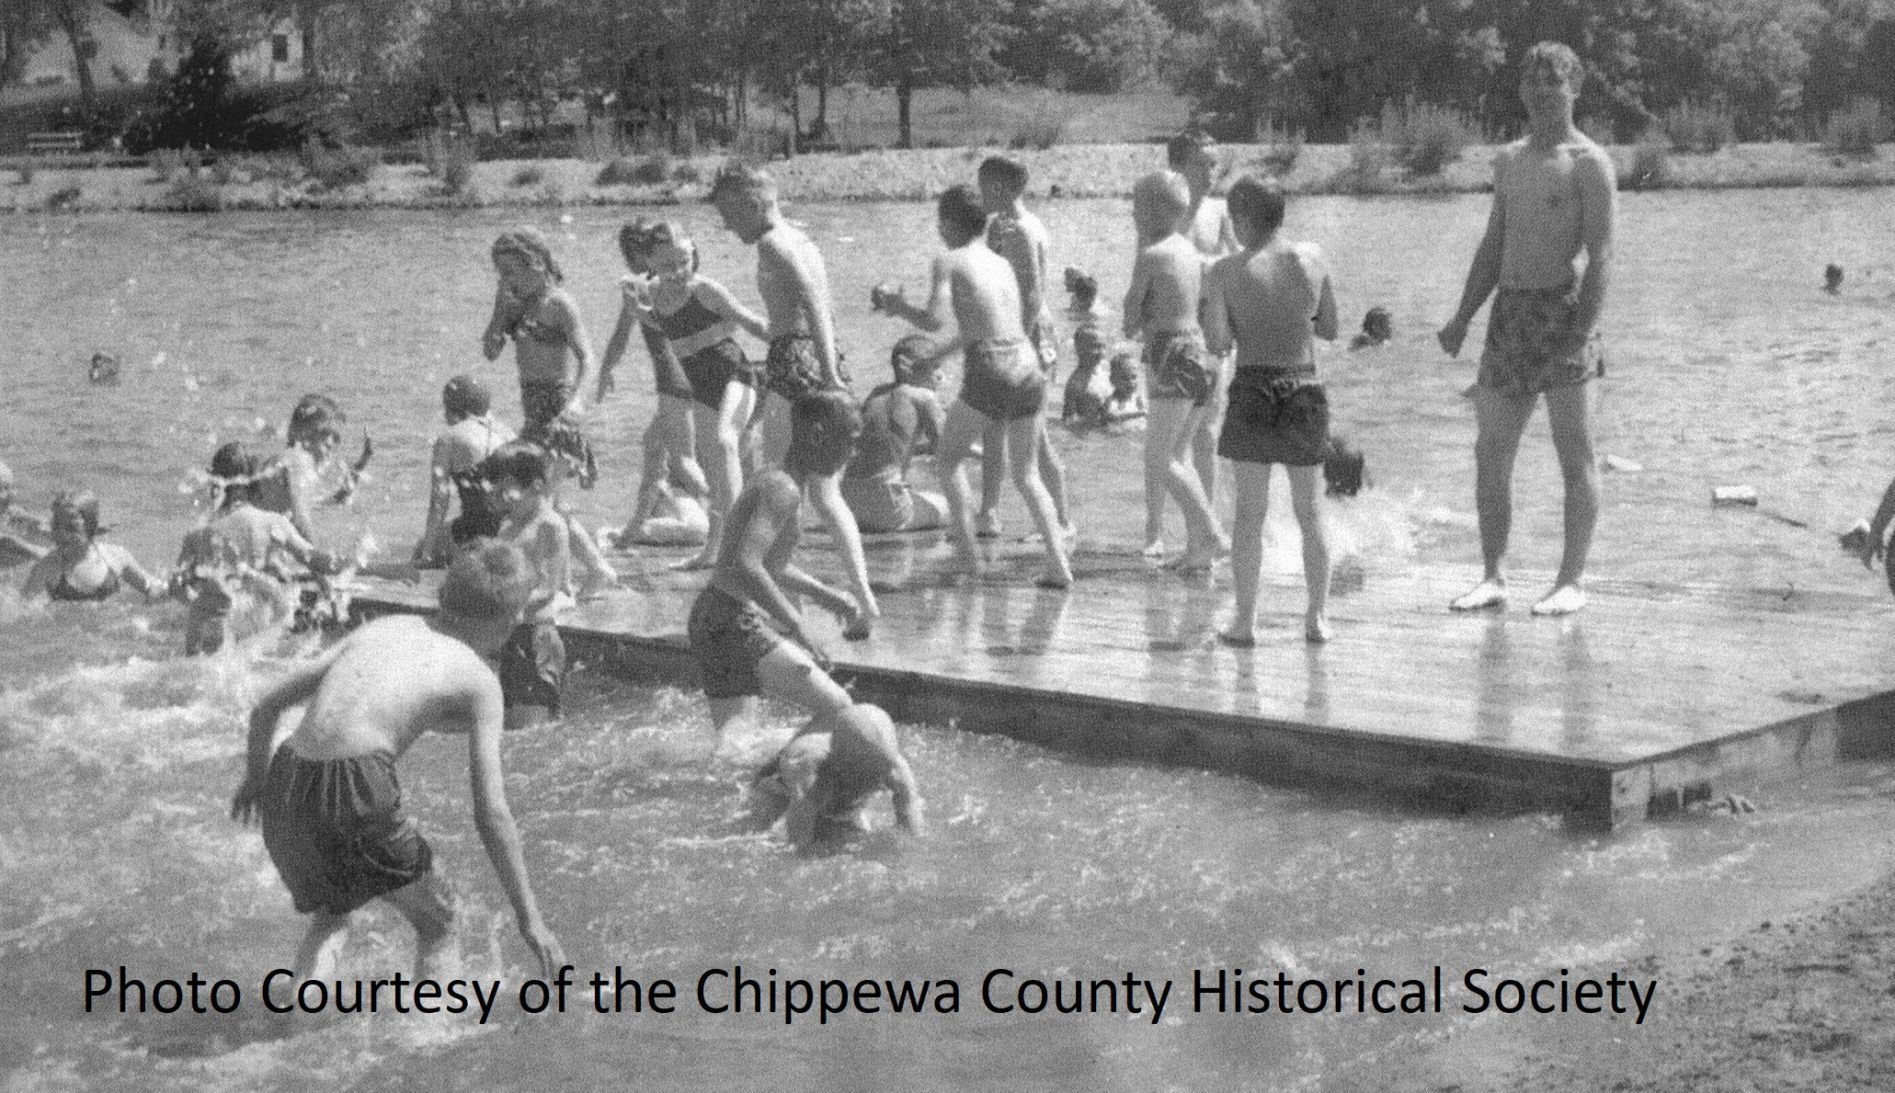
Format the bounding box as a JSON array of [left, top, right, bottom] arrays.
[[19, 490, 161, 603]]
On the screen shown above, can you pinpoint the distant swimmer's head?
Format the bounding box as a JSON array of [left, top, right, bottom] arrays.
[[976, 155, 1029, 209], [481, 440, 553, 509], [491, 227, 564, 289], [1064, 266, 1097, 309], [644, 222, 699, 282], [1226, 174, 1286, 247], [1165, 128, 1219, 194], [1361, 306, 1393, 342], [438, 539, 534, 644], [787, 389, 862, 480], [891, 334, 940, 389], [209, 440, 263, 508], [49, 489, 102, 544], [709, 164, 778, 242], [1824, 264, 1844, 292], [442, 374, 492, 422], [1131, 170, 1191, 243], [935, 185, 989, 249], [88, 351, 120, 385]]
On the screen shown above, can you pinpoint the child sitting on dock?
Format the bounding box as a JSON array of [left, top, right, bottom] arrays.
[[841, 334, 949, 534], [751, 703, 924, 848], [486, 442, 572, 731], [19, 490, 162, 603], [413, 375, 516, 568], [688, 390, 864, 753], [174, 441, 344, 655]]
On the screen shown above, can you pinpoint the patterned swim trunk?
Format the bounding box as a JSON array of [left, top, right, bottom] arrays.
[[961, 341, 1046, 421], [688, 584, 787, 699], [764, 334, 848, 402], [519, 380, 599, 489], [1477, 286, 1602, 397], [1143, 331, 1214, 406]]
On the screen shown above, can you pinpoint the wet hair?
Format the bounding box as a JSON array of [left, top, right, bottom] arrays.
[[1227, 175, 1286, 238], [480, 440, 552, 490], [288, 394, 345, 444], [442, 374, 491, 420], [787, 389, 863, 479], [645, 221, 700, 272], [618, 219, 658, 265], [976, 155, 1029, 196], [1362, 306, 1393, 339], [1064, 266, 1097, 306], [1166, 129, 1216, 169], [438, 539, 533, 623], [936, 185, 990, 246], [50, 489, 101, 539], [890, 334, 936, 381], [491, 227, 564, 283], [1132, 170, 1191, 240], [1522, 41, 1583, 89], [709, 162, 777, 207], [209, 440, 262, 508]]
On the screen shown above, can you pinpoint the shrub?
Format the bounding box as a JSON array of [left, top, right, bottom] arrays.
[[631, 153, 671, 185], [1255, 118, 1302, 176], [424, 132, 476, 194], [671, 160, 702, 184], [17, 161, 34, 186], [1823, 98, 1884, 157], [210, 156, 240, 185], [1663, 100, 1735, 154], [1381, 97, 1477, 177], [1325, 119, 1392, 193], [45, 184, 82, 210], [595, 157, 639, 186], [1008, 114, 1066, 151], [166, 174, 224, 211], [149, 147, 186, 182], [511, 164, 546, 187], [298, 140, 377, 190], [1621, 133, 1670, 191]]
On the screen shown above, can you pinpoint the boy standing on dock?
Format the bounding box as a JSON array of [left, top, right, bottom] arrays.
[[1437, 41, 1615, 617], [231, 540, 565, 982], [1168, 130, 1241, 526]]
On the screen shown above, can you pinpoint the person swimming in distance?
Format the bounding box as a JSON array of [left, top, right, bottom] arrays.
[[1323, 434, 1369, 498], [1349, 307, 1394, 350], [750, 703, 924, 849], [1824, 264, 1844, 294], [20, 490, 163, 603]]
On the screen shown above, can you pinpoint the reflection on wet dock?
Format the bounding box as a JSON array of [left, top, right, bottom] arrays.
[[351, 530, 1895, 830]]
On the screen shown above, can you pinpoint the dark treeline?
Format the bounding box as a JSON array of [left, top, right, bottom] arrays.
[[7, 0, 1895, 149]]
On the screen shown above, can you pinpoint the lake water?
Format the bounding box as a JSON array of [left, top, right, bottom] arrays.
[[5, 190, 1895, 1090]]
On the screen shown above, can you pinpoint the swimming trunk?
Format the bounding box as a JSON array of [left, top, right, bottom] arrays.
[[449, 469, 503, 544], [1143, 331, 1215, 405], [642, 323, 695, 402], [679, 338, 760, 410], [1477, 285, 1602, 397], [961, 341, 1045, 421], [842, 471, 918, 534], [499, 620, 566, 714], [763, 334, 846, 402], [688, 584, 787, 700], [519, 382, 599, 490], [259, 746, 434, 915], [1218, 366, 1329, 467]]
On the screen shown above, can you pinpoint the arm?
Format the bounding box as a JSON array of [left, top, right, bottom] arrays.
[[990, 218, 1043, 332], [1863, 474, 1895, 566], [695, 278, 772, 342], [884, 254, 955, 338], [1199, 262, 1233, 358], [548, 294, 592, 419], [1306, 245, 1340, 343], [724, 484, 827, 655], [231, 640, 348, 823], [779, 564, 854, 620], [1122, 249, 1153, 340], [597, 291, 639, 402], [18, 553, 55, 600], [482, 287, 516, 361], [463, 676, 565, 977], [1566, 148, 1616, 349], [106, 544, 164, 601], [887, 756, 924, 834], [1437, 161, 1505, 357], [525, 517, 570, 615], [414, 436, 458, 565]]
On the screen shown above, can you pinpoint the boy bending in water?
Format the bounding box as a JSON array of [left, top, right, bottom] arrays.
[[231, 540, 565, 982], [876, 186, 1075, 588], [688, 390, 864, 753], [751, 703, 924, 849]]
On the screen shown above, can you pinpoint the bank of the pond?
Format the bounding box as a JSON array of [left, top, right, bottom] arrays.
[[3, 140, 1891, 213]]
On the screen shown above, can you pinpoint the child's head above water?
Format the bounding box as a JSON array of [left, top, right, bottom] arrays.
[[1108, 351, 1139, 395], [976, 155, 1029, 208], [482, 441, 553, 499], [438, 539, 534, 625], [890, 334, 939, 388], [210, 440, 262, 508], [1361, 306, 1393, 342], [1064, 266, 1097, 311], [49, 489, 101, 542], [287, 394, 345, 450], [936, 185, 990, 248], [442, 374, 492, 423], [787, 389, 863, 480], [1131, 170, 1191, 243]]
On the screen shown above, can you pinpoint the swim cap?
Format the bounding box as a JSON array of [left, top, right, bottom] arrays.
[[443, 374, 491, 417]]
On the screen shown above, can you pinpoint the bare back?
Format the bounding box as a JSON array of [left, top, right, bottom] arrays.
[[283, 616, 497, 760], [934, 244, 1027, 348], [1125, 235, 1203, 337], [1203, 241, 1333, 372], [755, 225, 830, 339]]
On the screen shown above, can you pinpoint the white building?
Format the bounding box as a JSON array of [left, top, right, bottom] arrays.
[[16, 0, 304, 91]]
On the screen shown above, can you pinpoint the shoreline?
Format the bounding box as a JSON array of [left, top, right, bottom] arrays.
[[2, 140, 1889, 213]]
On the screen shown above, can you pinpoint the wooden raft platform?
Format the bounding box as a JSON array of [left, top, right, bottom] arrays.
[[350, 532, 1895, 830]]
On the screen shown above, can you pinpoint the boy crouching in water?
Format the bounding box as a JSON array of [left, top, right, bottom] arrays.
[[688, 390, 864, 753], [486, 442, 572, 731], [231, 540, 565, 982], [751, 703, 924, 849]]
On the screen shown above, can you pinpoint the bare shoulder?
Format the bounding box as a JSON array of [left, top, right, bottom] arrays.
[[1567, 138, 1617, 185], [757, 468, 802, 510]]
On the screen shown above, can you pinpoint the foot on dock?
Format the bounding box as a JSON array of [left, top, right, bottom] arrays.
[[1305, 615, 1331, 644], [1217, 629, 1257, 648], [576, 566, 619, 601], [1141, 536, 1168, 558], [976, 511, 1003, 540], [1530, 584, 1586, 616], [1449, 579, 1508, 612]]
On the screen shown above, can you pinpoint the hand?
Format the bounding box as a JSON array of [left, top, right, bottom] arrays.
[[1436, 317, 1469, 357], [231, 775, 261, 825], [594, 370, 616, 403], [869, 282, 904, 314], [520, 921, 566, 980], [841, 607, 873, 642], [483, 330, 508, 359]]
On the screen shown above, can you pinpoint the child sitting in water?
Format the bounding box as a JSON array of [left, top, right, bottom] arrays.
[[19, 490, 162, 602], [486, 442, 572, 732], [1101, 351, 1147, 427], [750, 703, 924, 848], [840, 334, 949, 534], [1349, 306, 1394, 350], [1061, 324, 1110, 428], [174, 441, 344, 655]]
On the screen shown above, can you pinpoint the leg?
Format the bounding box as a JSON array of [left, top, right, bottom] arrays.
[[1451, 386, 1535, 611], [805, 470, 878, 637], [292, 911, 351, 981], [565, 512, 617, 600], [758, 396, 793, 472], [381, 875, 457, 980], [627, 413, 667, 535], [1143, 398, 1178, 555], [1285, 463, 1331, 642], [680, 384, 753, 571], [661, 394, 710, 497], [908, 489, 949, 530], [1154, 399, 1224, 567], [1036, 429, 1074, 538], [978, 417, 1005, 537], [756, 640, 854, 719], [1222, 460, 1272, 645], [1006, 413, 1073, 587], [936, 402, 987, 576], [1535, 383, 1599, 615], [708, 695, 756, 750], [1193, 350, 1233, 512]]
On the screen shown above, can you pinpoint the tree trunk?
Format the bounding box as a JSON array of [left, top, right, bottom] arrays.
[[896, 75, 912, 149], [55, 2, 95, 110], [300, 3, 319, 81]]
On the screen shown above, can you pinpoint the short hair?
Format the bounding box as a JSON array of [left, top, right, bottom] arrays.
[[480, 440, 551, 490], [645, 221, 699, 271], [617, 219, 657, 264], [490, 228, 564, 283], [787, 389, 863, 479], [1132, 170, 1191, 239], [709, 162, 777, 206], [1227, 174, 1286, 236], [890, 334, 935, 378], [1522, 41, 1583, 88], [51, 489, 101, 539], [442, 374, 491, 419], [287, 394, 344, 443], [1166, 129, 1216, 169], [438, 539, 533, 622], [1063, 266, 1097, 305], [210, 440, 262, 506], [936, 185, 989, 245], [976, 155, 1029, 195]]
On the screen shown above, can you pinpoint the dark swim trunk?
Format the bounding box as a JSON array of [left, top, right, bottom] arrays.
[[1143, 331, 1215, 405], [519, 380, 599, 489], [499, 620, 566, 714], [679, 338, 760, 410], [260, 746, 434, 916], [1218, 367, 1329, 467], [1477, 286, 1602, 397], [688, 584, 787, 700], [642, 324, 695, 402], [763, 334, 847, 402], [961, 341, 1046, 421]]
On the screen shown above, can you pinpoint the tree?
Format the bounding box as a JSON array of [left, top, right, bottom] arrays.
[[1012, 0, 1173, 92], [864, 0, 1012, 147]]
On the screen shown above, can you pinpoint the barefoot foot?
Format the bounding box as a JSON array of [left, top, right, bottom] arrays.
[[1141, 536, 1168, 558], [1305, 615, 1331, 643], [1449, 579, 1508, 612], [1218, 629, 1257, 648], [576, 566, 619, 601], [1531, 584, 1586, 616]]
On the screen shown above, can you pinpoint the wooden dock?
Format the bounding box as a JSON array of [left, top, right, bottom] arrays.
[[349, 531, 1895, 830]]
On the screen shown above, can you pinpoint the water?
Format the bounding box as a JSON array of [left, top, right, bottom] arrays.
[[5, 192, 1895, 1090]]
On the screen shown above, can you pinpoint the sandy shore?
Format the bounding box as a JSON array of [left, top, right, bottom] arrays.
[[1, 140, 1890, 213]]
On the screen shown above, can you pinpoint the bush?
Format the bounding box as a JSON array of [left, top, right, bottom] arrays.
[[1254, 118, 1302, 176], [510, 164, 546, 187], [631, 153, 671, 185], [45, 184, 82, 210], [595, 157, 638, 186], [165, 174, 224, 211], [671, 160, 702, 184], [1823, 98, 1884, 157], [1663, 100, 1735, 154], [298, 140, 377, 190], [18, 161, 35, 186], [1325, 120, 1392, 193], [1381, 97, 1477, 178], [1008, 114, 1066, 151], [424, 132, 476, 194], [1621, 133, 1670, 191], [210, 156, 239, 185], [149, 147, 186, 182]]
